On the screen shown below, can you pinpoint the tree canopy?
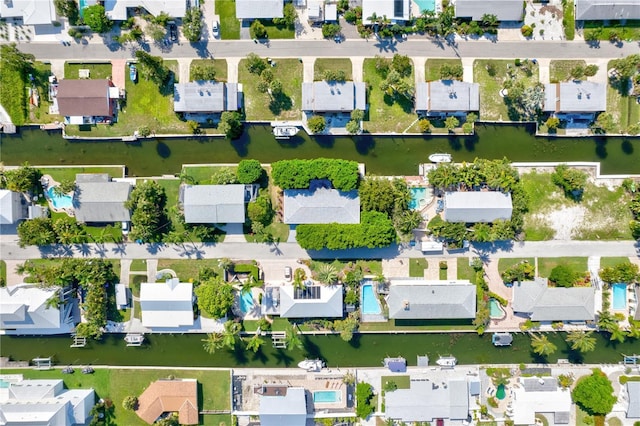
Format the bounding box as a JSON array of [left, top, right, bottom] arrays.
[[599, 262, 640, 284], [126, 180, 170, 243], [551, 164, 588, 200], [237, 159, 263, 184], [82, 4, 112, 33], [219, 111, 244, 139], [1, 162, 41, 193], [135, 51, 170, 85], [182, 7, 203, 42], [195, 277, 234, 319], [548, 264, 579, 288], [271, 158, 360, 191], [572, 370, 616, 415]]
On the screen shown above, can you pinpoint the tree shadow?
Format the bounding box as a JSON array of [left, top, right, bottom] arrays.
[[251, 348, 269, 364], [269, 93, 293, 116], [622, 139, 634, 155], [595, 139, 607, 159], [155, 141, 171, 158], [272, 348, 295, 366], [302, 335, 323, 360], [230, 343, 249, 365], [463, 134, 478, 151], [354, 134, 375, 155], [348, 332, 361, 349], [230, 138, 250, 157], [447, 135, 463, 151], [315, 135, 335, 148]]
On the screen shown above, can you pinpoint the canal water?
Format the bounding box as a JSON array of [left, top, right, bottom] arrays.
[[1, 124, 639, 177], [2, 332, 639, 367]]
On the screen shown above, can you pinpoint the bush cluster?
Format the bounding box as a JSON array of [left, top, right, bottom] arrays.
[[271, 158, 360, 191]]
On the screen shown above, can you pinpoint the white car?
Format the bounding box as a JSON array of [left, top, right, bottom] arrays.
[[121, 221, 130, 235], [212, 21, 219, 38], [284, 266, 292, 281]]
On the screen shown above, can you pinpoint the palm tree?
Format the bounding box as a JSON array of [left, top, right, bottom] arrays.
[[293, 268, 307, 290], [222, 320, 243, 349], [316, 263, 338, 285], [202, 332, 224, 354], [530, 333, 557, 357], [246, 333, 265, 353], [566, 331, 597, 353], [44, 290, 61, 310], [218, 258, 233, 272], [284, 323, 303, 351], [609, 325, 627, 343]]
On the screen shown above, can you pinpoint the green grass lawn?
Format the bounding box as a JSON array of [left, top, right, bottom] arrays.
[[424, 59, 463, 82], [439, 268, 447, 280], [261, 20, 295, 39], [157, 259, 224, 282], [30, 62, 63, 124], [182, 165, 238, 184], [457, 258, 476, 282], [538, 257, 588, 278], [549, 60, 586, 82], [129, 275, 146, 296], [41, 166, 125, 181], [583, 20, 640, 41], [64, 62, 112, 80], [190, 59, 228, 82], [409, 258, 428, 277], [363, 59, 415, 133], [563, 0, 575, 40], [0, 59, 26, 125], [606, 61, 640, 133], [473, 59, 539, 121], [49, 210, 123, 244], [238, 58, 302, 121], [130, 259, 147, 271], [497, 258, 535, 276], [381, 375, 410, 390], [600, 257, 631, 268], [215, 0, 240, 39], [360, 320, 475, 332], [244, 222, 289, 243], [314, 58, 353, 81], [0, 260, 6, 286]]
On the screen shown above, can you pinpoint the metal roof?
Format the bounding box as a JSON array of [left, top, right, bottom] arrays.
[[0, 0, 56, 25], [512, 278, 596, 321], [174, 82, 239, 113], [0, 285, 62, 333], [628, 382, 640, 418], [278, 284, 343, 318], [182, 184, 246, 224], [103, 0, 187, 20], [259, 387, 307, 426], [0, 190, 24, 225], [443, 191, 513, 223], [74, 180, 132, 223], [362, 0, 411, 24], [385, 379, 469, 422], [455, 0, 524, 20], [576, 0, 640, 20], [415, 81, 480, 112], [543, 81, 606, 113], [283, 187, 360, 224], [387, 279, 476, 319], [140, 279, 194, 328], [302, 81, 366, 112], [56, 80, 113, 118], [236, 0, 283, 19]]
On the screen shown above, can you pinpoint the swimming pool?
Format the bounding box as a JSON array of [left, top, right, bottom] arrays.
[[361, 283, 382, 315], [0, 380, 9, 388], [46, 186, 73, 209], [409, 187, 427, 210], [313, 390, 341, 403], [612, 283, 627, 310], [489, 299, 504, 319], [414, 0, 436, 13], [239, 290, 254, 313]]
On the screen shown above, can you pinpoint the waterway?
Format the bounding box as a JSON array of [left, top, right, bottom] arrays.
[[1, 124, 639, 177], [2, 332, 639, 367]]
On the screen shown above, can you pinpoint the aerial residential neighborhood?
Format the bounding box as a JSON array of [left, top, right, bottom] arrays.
[[1, 0, 640, 425]]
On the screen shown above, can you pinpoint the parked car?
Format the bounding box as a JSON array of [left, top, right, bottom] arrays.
[[122, 221, 130, 235], [168, 22, 178, 42], [284, 266, 292, 281], [212, 21, 219, 38]]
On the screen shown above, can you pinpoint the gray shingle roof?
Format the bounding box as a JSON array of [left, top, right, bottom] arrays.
[[512, 278, 596, 321], [522, 377, 558, 392], [283, 187, 360, 224], [455, 0, 524, 20], [387, 279, 476, 319], [362, 0, 411, 24], [385, 379, 469, 422], [543, 81, 606, 113], [182, 185, 246, 224], [278, 284, 343, 318], [302, 81, 366, 112], [443, 191, 513, 223], [236, 0, 283, 19], [173, 82, 239, 113], [415, 81, 480, 112], [74, 180, 131, 223], [628, 382, 640, 418], [259, 387, 307, 426], [576, 0, 640, 20]]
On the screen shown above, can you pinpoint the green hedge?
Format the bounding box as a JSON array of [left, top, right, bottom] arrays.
[[271, 158, 360, 191]]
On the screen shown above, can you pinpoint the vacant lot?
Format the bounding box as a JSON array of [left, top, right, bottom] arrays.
[[606, 60, 640, 134]]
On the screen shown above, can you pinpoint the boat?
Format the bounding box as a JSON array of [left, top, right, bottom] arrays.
[[492, 332, 514, 347], [273, 126, 299, 139], [428, 153, 452, 163], [124, 333, 144, 346], [129, 64, 137, 82], [297, 359, 324, 372], [436, 355, 457, 368]]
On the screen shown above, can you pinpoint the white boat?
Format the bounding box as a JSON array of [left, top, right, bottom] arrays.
[[436, 355, 457, 368], [297, 359, 324, 372], [124, 333, 145, 346], [273, 126, 299, 139], [429, 153, 452, 163]]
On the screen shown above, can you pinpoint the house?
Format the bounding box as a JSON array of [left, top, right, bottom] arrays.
[[259, 386, 307, 426], [262, 284, 344, 318], [136, 379, 198, 425], [0, 378, 94, 426], [181, 184, 246, 224], [325, 2, 338, 21], [173, 82, 240, 114], [575, 0, 640, 21], [283, 186, 360, 224], [139, 279, 194, 329], [386, 378, 470, 423], [115, 283, 128, 309], [236, 0, 283, 19], [543, 81, 607, 114], [627, 381, 640, 418], [512, 277, 595, 322], [102, 0, 187, 20], [74, 174, 132, 223], [362, 0, 411, 24], [387, 279, 477, 320], [307, 0, 322, 21], [443, 191, 513, 223], [56, 79, 116, 125], [512, 377, 571, 425], [415, 81, 480, 114], [302, 81, 366, 113], [455, 0, 524, 21], [0, 284, 75, 335], [0, 0, 56, 25], [0, 190, 26, 225]]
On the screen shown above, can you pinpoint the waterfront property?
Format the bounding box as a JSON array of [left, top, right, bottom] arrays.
[[613, 283, 628, 311], [0, 190, 26, 225], [283, 185, 360, 225], [415, 81, 480, 115], [173, 81, 240, 117], [181, 184, 247, 224], [301, 81, 366, 113], [543, 81, 607, 115], [512, 277, 595, 322], [575, 0, 640, 21], [443, 191, 513, 223], [103, 0, 187, 20], [259, 386, 307, 426], [627, 381, 640, 419], [0, 378, 94, 426], [235, 0, 283, 19], [56, 79, 117, 125], [74, 173, 132, 224], [454, 0, 524, 20], [361, 282, 383, 315], [489, 299, 506, 319], [0, 0, 56, 25], [262, 284, 344, 318], [512, 377, 571, 425], [386, 279, 477, 320], [409, 186, 429, 210], [362, 0, 410, 24], [139, 278, 194, 329], [135, 379, 198, 425], [46, 186, 73, 211]]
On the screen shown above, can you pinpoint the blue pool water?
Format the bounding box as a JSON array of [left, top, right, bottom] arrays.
[[313, 390, 341, 403], [361, 283, 382, 315], [612, 283, 627, 310], [46, 186, 73, 209], [0, 380, 9, 388], [240, 291, 254, 313], [409, 187, 427, 210], [414, 0, 436, 13], [489, 299, 504, 319]]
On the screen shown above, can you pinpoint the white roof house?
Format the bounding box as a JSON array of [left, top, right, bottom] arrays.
[[444, 191, 513, 223], [262, 284, 344, 318], [302, 81, 367, 113], [324, 2, 338, 21], [543, 81, 607, 113], [455, 0, 524, 20], [387, 279, 477, 319], [386, 379, 470, 422], [182, 184, 246, 224], [259, 386, 307, 426], [512, 377, 571, 425], [103, 0, 187, 20], [236, 0, 283, 19], [174, 82, 240, 113], [140, 279, 194, 328], [512, 277, 595, 322], [576, 0, 640, 20], [627, 382, 640, 418], [0, 379, 95, 426], [0, 0, 56, 25], [415, 81, 480, 113], [0, 284, 75, 335], [115, 283, 128, 309], [0, 190, 25, 225], [362, 0, 411, 24], [283, 187, 360, 224]]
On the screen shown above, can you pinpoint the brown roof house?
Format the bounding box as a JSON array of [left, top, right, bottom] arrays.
[[135, 379, 199, 425], [56, 79, 117, 125]]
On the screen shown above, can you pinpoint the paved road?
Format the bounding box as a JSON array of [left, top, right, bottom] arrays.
[[14, 38, 640, 61]]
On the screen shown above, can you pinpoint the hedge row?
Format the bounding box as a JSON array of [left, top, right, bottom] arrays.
[[271, 158, 360, 191]]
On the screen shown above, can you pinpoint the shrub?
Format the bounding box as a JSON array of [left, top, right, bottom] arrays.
[[322, 23, 341, 38], [307, 115, 326, 133], [584, 64, 599, 77], [250, 20, 268, 39], [182, 7, 203, 42], [548, 264, 578, 287], [546, 116, 560, 130], [122, 395, 138, 411], [551, 164, 587, 199], [237, 159, 263, 184], [271, 158, 360, 191], [355, 382, 374, 419], [418, 118, 431, 133]]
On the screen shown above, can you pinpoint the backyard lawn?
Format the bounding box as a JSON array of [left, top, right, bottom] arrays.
[[424, 59, 463, 81], [0, 260, 6, 286], [314, 58, 353, 81], [538, 257, 588, 278], [549, 60, 586, 82], [190, 59, 228, 82], [182, 165, 238, 184], [606, 60, 640, 134], [238, 58, 302, 121], [41, 166, 125, 181], [64, 62, 112, 80], [409, 258, 428, 277], [381, 375, 410, 389], [30, 62, 62, 124], [215, 0, 240, 39], [0, 51, 26, 125]]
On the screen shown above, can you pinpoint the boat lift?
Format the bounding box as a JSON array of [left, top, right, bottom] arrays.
[[32, 357, 52, 370], [623, 354, 640, 365]]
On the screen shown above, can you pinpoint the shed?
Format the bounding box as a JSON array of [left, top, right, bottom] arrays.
[[324, 2, 337, 21]]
